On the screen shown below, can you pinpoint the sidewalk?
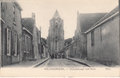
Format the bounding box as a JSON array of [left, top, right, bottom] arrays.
[[67, 58, 107, 67], [4, 58, 49, 68]]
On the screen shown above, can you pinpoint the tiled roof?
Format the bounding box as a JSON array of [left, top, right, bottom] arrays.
[[22, 18, 34, 33], [85, 6, 119, 33], [92, 6, 119, 27], [79, 13, 106, 32]]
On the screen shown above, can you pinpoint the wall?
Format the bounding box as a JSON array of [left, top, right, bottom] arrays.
[[1, 2, 22, 66], [33, 27, 41, 59], [0, 2, 2, 67], [22, 30, 33, 61], [12, 3, 22, 63], [87, 15, 120, 65]]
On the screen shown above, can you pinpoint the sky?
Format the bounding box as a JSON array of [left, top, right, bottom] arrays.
[[17, 0, 118, 39]]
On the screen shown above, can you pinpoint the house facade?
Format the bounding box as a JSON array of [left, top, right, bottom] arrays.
[[85, 6, 120, 65], [41, 38, 49, 58], [0, 1, 22, 66], [64, 38, 73, 58], [22, 18, 34, 61], [22, 13, 41, 61], [35, 27, 41, 59], [33, 23, 41, 60]]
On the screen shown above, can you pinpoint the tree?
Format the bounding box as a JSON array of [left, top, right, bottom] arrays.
[[64, 38, 72, 46]]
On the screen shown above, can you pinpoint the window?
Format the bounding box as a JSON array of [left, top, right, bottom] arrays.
[[56, 24, 58, 28], [13, 4, 16, 25], [24, 35, 31, 53], [1, 2, 6, 17], [7, 28, 12, 56], [27, 37, 29, 52], [28, 37, 31, 52], [25, 35, 28, 52], [27, 36, 31, 52], [100, 27, 102, 41], [55, 40, 57, 51], [1, 3, 4, 12], [11, 31, 18, 56], [55, 21, 58, 28], [14, 32, 18, 56], [91, 30, 94, 46], [13, 4, 15, 14]]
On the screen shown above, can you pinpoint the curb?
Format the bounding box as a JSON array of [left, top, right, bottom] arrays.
[[32, 58, 49, 68], [66, 58, 90, 67]]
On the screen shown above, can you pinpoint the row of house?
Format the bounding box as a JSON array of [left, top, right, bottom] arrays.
[[67, 6, 119, 65], [0, 1, 48, 67], [22, 13, 41, 61]]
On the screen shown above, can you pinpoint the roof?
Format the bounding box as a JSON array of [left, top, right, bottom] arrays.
[[3, 0, 22, 10], [22, 18, 35, 33], [79, 13, 106, 32], [85, 6, 119, 34], [14, 1, 22, 11], [41, 38, 47, 46], [53, 10, 60, 18]]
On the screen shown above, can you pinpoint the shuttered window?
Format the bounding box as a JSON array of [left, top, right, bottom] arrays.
[[25, 35, 27, 52], [24, 35, 31, 53], [14, 32, 18, 56], [13, 4, 16, 25], [91, 30, 94, 46], [7, 28, 12, 56], [28, 37, 31, 52], [11, 31, 18, 56]]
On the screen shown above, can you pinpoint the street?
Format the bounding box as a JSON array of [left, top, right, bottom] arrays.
[[37, 59, 88, 67], [0, 0, 118, 68]]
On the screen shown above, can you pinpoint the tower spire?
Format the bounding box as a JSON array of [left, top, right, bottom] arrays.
[[53, 10, 60, 18]]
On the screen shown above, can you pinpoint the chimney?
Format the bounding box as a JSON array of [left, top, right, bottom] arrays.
[[77, 11, 79, 18], [32, 13, 35, 20], [77, 11, 79, 25], [32, 13, 36, 26]]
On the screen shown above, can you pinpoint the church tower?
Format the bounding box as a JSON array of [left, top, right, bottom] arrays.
[[47, 10, 64, 59]]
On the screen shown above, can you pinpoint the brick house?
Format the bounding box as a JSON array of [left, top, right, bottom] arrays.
[[0, 1, 22, 66], [85, 6, 119, 65]]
